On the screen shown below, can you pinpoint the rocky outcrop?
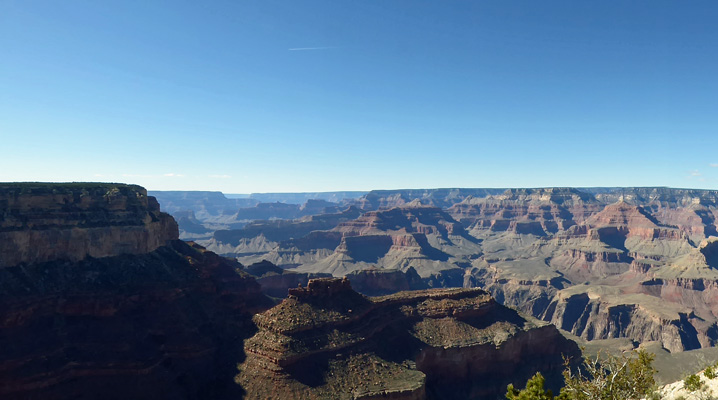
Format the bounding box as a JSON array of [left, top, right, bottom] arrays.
[[0, 183, 178, 268], [237, 278, 580, 400], [0, 240, 273, 400], [0, 183, 273, 400]]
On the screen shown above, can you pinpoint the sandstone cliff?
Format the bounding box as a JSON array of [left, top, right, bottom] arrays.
[[0, 183, 272, 400], [0, 183, 178, 268]]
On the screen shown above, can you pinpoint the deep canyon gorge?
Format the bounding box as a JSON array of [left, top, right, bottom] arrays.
[[3, 183, 718, 399]]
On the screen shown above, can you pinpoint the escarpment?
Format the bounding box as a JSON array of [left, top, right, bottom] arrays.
[[237, 278, 580, 400], [448, 188, 603, 235], [0, 183, 178, 268], [541, 290, 714, 352], [0, 183, 272, 400]]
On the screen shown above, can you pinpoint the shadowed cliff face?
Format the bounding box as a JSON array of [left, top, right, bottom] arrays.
[[237, 278, 580, 400], [0, 183, 273, 400]]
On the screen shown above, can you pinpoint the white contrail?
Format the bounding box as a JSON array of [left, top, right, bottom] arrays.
[[288, 46, 336, 51]]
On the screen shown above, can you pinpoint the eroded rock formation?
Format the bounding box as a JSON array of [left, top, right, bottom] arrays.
[[198, 187, 718, 353], [237, 278, 580, 400], [0, 183, 272, 400]]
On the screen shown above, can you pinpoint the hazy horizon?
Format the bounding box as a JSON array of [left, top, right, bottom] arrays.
[[2, 1, 718, 192]]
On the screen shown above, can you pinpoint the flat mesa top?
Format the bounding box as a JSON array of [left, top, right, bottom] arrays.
[[0, 182, 144, 191], [372, 286, 489, 302], [255, 280, 493, 334]]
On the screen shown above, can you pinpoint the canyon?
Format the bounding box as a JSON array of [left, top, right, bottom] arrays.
[[150, 190, 367, 240], [193, 187, 718, 353], [0, 183, 580, 400]]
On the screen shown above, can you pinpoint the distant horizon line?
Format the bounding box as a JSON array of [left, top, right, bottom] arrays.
[[146, 185, 718, 195], [4, 182, 718, 195]]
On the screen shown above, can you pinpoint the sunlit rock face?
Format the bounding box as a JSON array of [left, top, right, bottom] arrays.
[[0, 183, 178, 268]]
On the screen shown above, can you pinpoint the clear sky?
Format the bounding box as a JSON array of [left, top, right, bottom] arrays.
[[1, 1, 717, 193]]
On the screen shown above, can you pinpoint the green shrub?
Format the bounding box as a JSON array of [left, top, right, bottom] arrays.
[[507, 350, 658, 400], [561, 350, 657, 400], [506, 372, 555, 400], [684, 374, 703, 392], [705, 365, 716, 380], [646, 392, 662, 400]]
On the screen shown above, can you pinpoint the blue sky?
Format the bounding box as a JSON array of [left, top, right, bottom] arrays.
[[1, 1, 717, 193]]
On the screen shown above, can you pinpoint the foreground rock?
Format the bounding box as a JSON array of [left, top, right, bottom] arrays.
[[237, 278, 580, 400], [0, 183, 272, 400]]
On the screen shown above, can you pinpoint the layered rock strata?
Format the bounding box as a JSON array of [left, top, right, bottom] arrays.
[[0, 183, 178, 268], [0, 183, 272, 400], [237, 278, 580, 400], [200, 186, 718, 353], [448, 188, 603, 235]]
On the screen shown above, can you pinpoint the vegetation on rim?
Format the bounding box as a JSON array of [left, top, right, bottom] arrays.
[[507, 350, 659, 400]]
